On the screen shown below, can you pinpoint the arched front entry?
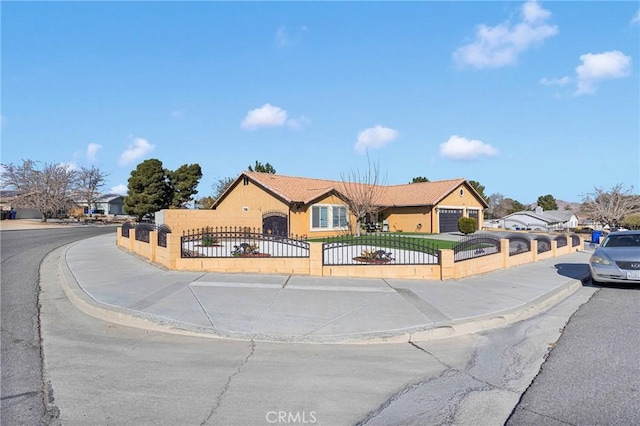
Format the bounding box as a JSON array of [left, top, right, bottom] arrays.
[[262, 211, 288, 237]]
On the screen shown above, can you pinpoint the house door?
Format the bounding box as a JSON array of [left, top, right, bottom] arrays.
[[262, 211, 288, 237], [439, 208, 463, 233]]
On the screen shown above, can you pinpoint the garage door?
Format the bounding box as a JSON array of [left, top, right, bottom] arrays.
[[439, 209, 463, 233]]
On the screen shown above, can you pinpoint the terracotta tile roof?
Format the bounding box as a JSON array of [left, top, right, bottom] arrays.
[[381, 179, 468, 206], [234, 172, 479, 207]]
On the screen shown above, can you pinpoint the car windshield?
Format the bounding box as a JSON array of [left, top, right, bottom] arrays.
[[601, 234, 640, 247]]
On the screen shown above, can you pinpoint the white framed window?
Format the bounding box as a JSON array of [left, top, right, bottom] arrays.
[[311, 204, 349, 231]]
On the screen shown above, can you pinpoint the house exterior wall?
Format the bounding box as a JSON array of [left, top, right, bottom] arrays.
[[383, 206, 434, 233], [214, 180, 289, 223], [435, 183, 485, 233], [291, 193, 355, 238]]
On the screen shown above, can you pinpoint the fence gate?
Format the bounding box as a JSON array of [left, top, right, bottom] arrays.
[[262, 211, 288, 237]]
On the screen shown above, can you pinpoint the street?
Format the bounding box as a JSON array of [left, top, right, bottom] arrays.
[[0, 226, 116, 425], [507, 282, 640, 425]]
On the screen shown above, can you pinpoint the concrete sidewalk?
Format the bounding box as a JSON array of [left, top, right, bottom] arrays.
[[55, 233, 594, 344]]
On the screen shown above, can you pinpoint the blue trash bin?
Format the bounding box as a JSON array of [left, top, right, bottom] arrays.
[[591, 230, 603, 244]]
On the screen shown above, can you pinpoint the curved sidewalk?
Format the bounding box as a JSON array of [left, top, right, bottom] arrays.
[[59, 234, 592, 344]]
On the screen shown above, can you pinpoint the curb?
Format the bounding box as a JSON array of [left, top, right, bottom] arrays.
[[57, 242, 590, 345]]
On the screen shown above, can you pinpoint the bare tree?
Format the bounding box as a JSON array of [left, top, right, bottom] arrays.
[[580, 184, 640, 228], [338, 157, 385, 236], [0, 160, 79, 222], [76, 166, 109, 217]]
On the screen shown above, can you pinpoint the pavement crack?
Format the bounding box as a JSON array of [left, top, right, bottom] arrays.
[[200, 339, 256, 426], [408, 339, 516, 396], [509, 406, 576, 425], [188, 285, 217, 329], [282, 275, 292, 288]]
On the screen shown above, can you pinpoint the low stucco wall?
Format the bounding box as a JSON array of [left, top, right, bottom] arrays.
[[117, 228, 584, 281]]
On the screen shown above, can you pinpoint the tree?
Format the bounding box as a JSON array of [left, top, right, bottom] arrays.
[[580, 184, 640, 228], [410, 176, 429, 183], [76, 166, 109, 217], [338, 157, 385, 236], [248, 161, 276, 174], [198, 196, 215, 210], [167, 163, 202, 208], [468, 180, 489, 204], [212, 176, 235, 200], [0, 159, 78, 222], [124, 159, 170, 221], [536, 194, 558, 210], [486, 193, 505, 219], [508, 199, 527, 214], [621, 214, 640, 230]]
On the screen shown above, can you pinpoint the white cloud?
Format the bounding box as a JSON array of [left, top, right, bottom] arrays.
[[118, 137, 155, 166], [241, 103, 307, 130], [241, 103, 287, 130], [354, 125, 399, 154], [274, 25, 308, 48], [439, 135, 499, 160], [453, 0, 558, 69], [632, 10, 640, 25], [86, 143, 102, 163], [286, 115, 310, 130], [110, 184, 128, 195], [539, 76, 571, 86], [575, 50, 632, 95]]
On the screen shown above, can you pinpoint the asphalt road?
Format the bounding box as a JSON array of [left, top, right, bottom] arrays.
[[506, 282, 640, 425], [0, 226, 116, 426]]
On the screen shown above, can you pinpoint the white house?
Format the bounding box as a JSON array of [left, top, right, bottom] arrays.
[[498, 206, 578, 231], [75, 193, 125, 216]]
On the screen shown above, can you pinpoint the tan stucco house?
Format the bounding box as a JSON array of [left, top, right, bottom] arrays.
[[211, 172, 489, 237]]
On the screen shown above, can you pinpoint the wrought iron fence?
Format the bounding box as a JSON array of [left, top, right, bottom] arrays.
[[181, 226, 309, 258], [454, 233, 501, 262], [571, 234, 581, 247], [157, 224, 171, 248], [535, 236, 552, 253], [322, 234, 440, 266], [121, 222, 133, 238], [134, 222, 155, 243], [507, 234, 531, 256], [554, 235, 568, 248]]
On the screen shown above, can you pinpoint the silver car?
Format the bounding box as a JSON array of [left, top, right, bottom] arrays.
[[589, 230, 640, 285]]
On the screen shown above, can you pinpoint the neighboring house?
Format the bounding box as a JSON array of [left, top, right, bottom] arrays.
[[500, 206, 578, 231], [71, 193, 125, 216], [211, 172, 489, 237], [0, 190, 45, 219]]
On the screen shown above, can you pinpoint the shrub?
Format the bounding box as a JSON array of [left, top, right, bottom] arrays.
[[458, 217, 477, 235], [201, 234, 218, 247]]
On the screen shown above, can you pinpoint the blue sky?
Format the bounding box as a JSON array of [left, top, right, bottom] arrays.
[[2, 1, 639, 204]]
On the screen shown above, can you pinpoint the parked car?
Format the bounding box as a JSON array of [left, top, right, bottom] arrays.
[[589, 230, 640, 285]]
